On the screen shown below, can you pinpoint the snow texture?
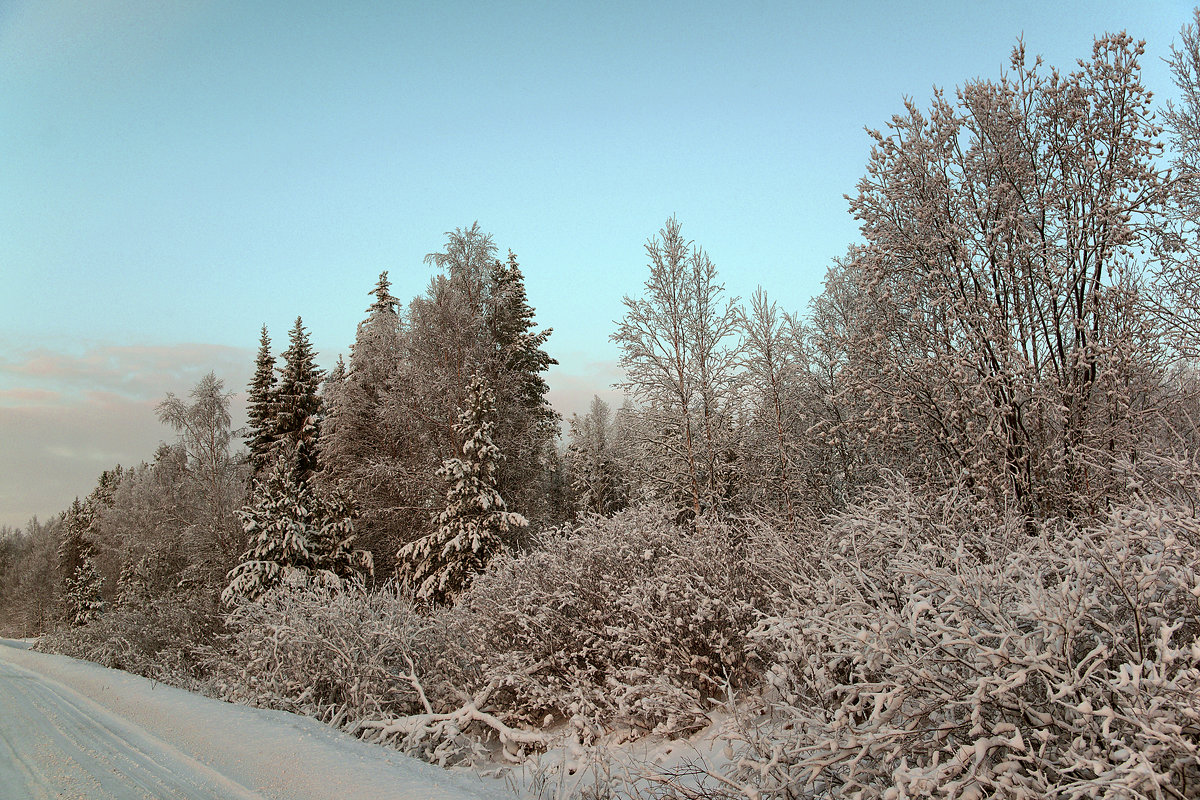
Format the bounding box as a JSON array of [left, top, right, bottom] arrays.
[[0, 640, 512, 800]]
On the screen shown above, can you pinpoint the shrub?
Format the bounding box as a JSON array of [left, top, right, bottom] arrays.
[[209, 580, 447, 735], [732, 483, 1200, 799], [446, 505, 765, 738], [36, 585, 223, 690]]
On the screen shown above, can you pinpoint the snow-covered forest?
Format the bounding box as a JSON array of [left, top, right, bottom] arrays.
[[5, 19, 1200, 799]]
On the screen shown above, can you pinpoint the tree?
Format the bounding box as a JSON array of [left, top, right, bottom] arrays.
[[156, 372, 246, 564], [273, 317, 324, 481], [565, 396, 630, 517], [612, 217, 741, 517], [62, 553, 104, 626], [9, 516, 63, 635], [395, 374, 526, 605], [382, 225, 560, 550], [56, 498, 95, 623], [1154, 9, 1200, 361], [246, 326, 278, 475], [487, 252, 557, 415], [223, 454, 371, 604], [837, 34, 1168, 519], [737, 288, 803, 528], [483, 251, 561, 525], [320, 274, 408, 565]]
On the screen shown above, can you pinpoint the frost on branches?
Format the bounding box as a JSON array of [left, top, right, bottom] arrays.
[[223, 455, 372, 604], [734, 482, 1200, 799], [396, 374, 526, 605]]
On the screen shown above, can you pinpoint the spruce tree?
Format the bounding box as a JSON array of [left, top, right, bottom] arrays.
[[566, 396, 630, 517], [319, 274, 407, 563], [367, 270, 400, 315], [223, 454, 371, 603], [482, 251, 560, 529], [63, 553, 105, 626], [396, 374, 526, 605], [246, 325, 278, 475], [487, 252, 557, 418], [56, 498, 90, 585], [274, 317, 324, 481]]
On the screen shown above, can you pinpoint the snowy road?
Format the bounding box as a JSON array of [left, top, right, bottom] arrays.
[[0, 640, 510, 800]]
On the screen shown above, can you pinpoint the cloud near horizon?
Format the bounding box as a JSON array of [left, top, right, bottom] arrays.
[[0, 341, 254, 529]]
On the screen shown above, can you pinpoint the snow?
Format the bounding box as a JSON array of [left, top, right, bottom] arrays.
[[0, 640, 515, 800]]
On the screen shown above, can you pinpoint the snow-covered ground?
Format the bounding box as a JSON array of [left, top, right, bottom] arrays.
[[0, 640, 515, 800]]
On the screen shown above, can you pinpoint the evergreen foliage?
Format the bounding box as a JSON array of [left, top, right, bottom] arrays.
[[246, 325, 278, 475], [56, 498, 91, 590], [319, 274, 407, 565], [273, 317, 324, 481], [565, 396, 630, 517], [62, 552, 105, 626], [486, 252, 555, 417], [223, 455, 371, 604], [367, 270, 400, 315], [396, 374, 526, 605]]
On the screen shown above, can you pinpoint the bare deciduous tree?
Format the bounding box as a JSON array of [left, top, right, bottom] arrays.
[[839, 34, 1169, 519], [612, 217, 740, 517]]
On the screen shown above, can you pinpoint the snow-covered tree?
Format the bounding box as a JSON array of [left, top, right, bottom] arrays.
[[395, 374, 526, 605], [62, 552, 104, 626], [223, 455, 371, 604], [837, 34, 1169, 519], [156, 372, 245, 563], [320, 274, 409, 564], [736, 288, 804, 528], [56, 498, 98, 624], [56, 498, 91, 588], [612, 217, 741, 517], [273, 317, 324, 481], [246, 325, 278, 476], [486, 251, 556, 420], [359, 226, 560, 556], [1153, 10, 1200, 361], [484, 251, 561, 526], [565, 396, 629, 517]]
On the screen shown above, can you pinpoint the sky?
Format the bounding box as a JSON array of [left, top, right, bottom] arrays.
[[0, 0, 1191, 528]]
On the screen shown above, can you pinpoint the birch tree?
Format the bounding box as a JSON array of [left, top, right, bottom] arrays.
[[612, 218, 740, 517]]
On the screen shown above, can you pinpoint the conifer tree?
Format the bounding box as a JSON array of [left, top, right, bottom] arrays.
[[56, 498, 90, 585], [273, 317, 324, 481], [63, 553, 105, 626], [223, 454, 371, 603], [246, 325, 278, 475], [482, 251, 560, 527], [367, 270, 400, 316], [566, 396, 630, 517], [487, 252, 556, 416], [56, 498, 93, 622], [319, 274, 407, 563], [396, 374, 526, 605]]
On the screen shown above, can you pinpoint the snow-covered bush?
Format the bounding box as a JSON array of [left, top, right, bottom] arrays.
[[731, 483, 1200, 799], [36, 585, 222, 689], [444, 506, 764, 738], [211, 580, 448, 735]]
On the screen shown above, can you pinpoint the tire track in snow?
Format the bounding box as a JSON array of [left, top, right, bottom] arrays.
[[0, 659, 264, 799]]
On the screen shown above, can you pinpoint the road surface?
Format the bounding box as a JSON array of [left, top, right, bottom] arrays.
[[0, 639, 509, 800]]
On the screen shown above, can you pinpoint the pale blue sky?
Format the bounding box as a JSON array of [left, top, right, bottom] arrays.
[[0, 0, 1190, 526]]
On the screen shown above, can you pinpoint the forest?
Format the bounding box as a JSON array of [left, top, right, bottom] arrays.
[[4, 19, 1200, 800]]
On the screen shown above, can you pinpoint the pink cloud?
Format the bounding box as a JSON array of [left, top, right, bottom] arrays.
[[0, 387, 62, 405]]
